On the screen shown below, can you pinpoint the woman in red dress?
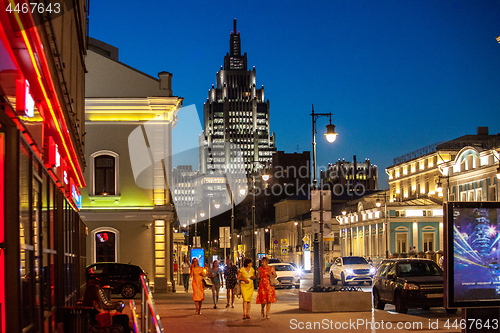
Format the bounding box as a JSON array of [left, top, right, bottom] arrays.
[[256, 257, 277, 318]]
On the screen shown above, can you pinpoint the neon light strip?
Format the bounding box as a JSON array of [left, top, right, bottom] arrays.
[[0, 133, 5, 333], [9, 0, 85, 187], [129, 299, 139, 333], [140, 274, 163, 333]]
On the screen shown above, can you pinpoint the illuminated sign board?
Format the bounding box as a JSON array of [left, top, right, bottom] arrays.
[[444, 202, 500, 308], [16, 79, 35, 118]]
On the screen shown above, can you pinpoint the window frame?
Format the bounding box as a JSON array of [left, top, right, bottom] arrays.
[[90, 150, 120, 196]]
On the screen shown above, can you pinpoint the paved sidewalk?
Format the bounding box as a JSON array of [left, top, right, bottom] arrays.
[[147, 287, 461, 333]]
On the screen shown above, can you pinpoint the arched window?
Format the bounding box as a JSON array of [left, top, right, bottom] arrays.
[[92, 227, 120, 263], [95, 155, 115, 195], [95, 231, 116, 262], [90, 150, 120, 196]]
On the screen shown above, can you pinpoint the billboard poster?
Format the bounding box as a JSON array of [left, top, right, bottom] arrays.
[[190, 248, 205, 269], [445, 202, 500, 308]]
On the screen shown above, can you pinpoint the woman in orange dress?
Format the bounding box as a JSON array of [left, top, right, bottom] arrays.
[[256, 257, 277, 319], [190, 258, 205, 314]]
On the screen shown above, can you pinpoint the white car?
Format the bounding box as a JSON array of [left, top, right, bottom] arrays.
[[269, 263, 302, 288], [330, 256, 376, 286]]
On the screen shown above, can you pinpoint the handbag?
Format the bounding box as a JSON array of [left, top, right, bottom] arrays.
[[203, 276, 213, 288], [269, 275, 279, 287], [234, 282, 241, 298]]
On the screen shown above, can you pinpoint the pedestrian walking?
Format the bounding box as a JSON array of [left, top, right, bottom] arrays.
[[208, 260, 223, 308], [237, 258, 256, 319], [190, 258, 205, 314], [181, 256, 190, 292], [256, 257, 277, 319], [224, 259, 238, 308]]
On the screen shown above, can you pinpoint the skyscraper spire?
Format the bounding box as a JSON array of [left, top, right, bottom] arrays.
[[225, 19, 245, 69]]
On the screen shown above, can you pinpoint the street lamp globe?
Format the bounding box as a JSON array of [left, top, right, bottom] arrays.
[[239, 188, 247, 196], [214, 203, 220, 209], [325, 124, 338, 143], [376, 199, 381, 208], [262, 173, 270, 182], [200, 212, 205, 218]]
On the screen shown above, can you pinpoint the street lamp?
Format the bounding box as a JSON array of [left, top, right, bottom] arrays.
[[311, 104, 338, 287]]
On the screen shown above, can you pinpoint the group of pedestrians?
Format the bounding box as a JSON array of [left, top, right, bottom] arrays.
[[183, 256, 277, 319]]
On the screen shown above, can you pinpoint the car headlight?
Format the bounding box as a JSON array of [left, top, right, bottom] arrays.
[[369, 267, 376, 275], [404, 283, 419, 290], [296, 268, 304, 276], [345, 269, 354, 275]]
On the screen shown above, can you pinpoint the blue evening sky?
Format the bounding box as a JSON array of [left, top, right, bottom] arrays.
[[89, 0, 500, 188]]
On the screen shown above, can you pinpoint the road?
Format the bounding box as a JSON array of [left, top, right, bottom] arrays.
[[282, 271, 462, 321]]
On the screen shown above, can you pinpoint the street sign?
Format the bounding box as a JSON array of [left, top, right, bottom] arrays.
[[273, 239, 279, 246], [280, 239, 288, 247], [194, 236, 201, 248], [302, 236, 309, 243], [311, 211, 332, 222], [311, 190, 331, 211], [281, 247, 288, 255], [219, 226, 230, 248], [303, 243, 309, 250]]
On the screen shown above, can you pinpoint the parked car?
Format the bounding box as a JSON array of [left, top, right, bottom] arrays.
[[269, 263, 301, 288], [372, 258, 457, 314], [86, 262, 146, 298], [268, 258, 281, 264], [330, 256, 376, 285]]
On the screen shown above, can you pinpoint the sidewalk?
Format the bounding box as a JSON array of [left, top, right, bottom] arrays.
[[148, 285, 461, 333]]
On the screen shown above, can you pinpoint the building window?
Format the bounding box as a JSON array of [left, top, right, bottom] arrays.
[[423, 232, 434, 252], [91, 151, 120, 196], [396, 233, 408, 253], [92, 227, 120, 263], [95, 231, 116, 262]]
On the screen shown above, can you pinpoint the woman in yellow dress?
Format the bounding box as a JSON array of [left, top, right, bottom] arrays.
[[237, 258, 256, 319], [190, 258, 205, 314]]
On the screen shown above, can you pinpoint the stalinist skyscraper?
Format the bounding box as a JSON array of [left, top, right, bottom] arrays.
[[200, 19, 276, 177]]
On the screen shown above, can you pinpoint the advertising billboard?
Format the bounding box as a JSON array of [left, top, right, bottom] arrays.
[[445, 202, 500, 308], [190, 248, 205, 269]]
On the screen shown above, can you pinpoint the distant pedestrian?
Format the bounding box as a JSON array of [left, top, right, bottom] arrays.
[[256, 257, 277, 319], [190, 258, 205, 314], [181, 257, 190, 292], [237, 258, 256, 319], [224, 259, 238, 308], [208, 260, 223, 309]]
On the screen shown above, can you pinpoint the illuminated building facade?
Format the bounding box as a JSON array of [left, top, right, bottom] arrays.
[[0, 2, 88, 331], [81, 38, 183, 292], [321, 158, 378, 193], [200, 19, 276, 176]]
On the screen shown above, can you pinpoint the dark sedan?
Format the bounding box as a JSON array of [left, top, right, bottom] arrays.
[[372, 258, 456, 314], [86, 262, 146, 298]]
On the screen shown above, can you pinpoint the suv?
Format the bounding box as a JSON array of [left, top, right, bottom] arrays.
[[372, 258, 456, 314], [330, 256, 376, 285], [86, 263, 146, 298], [269, 263, 301, 288]]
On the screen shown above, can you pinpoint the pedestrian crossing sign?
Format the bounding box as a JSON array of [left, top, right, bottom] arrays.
[[281, 247, 288, 255]]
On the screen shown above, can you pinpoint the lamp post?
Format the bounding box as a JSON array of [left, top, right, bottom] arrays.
[[311, 104, 338, 287]]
